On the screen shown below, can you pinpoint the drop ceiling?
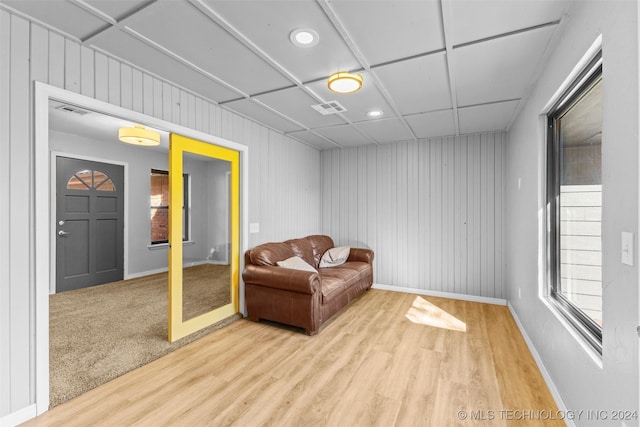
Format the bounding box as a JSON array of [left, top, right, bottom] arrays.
[[1, 0, 570, 150]]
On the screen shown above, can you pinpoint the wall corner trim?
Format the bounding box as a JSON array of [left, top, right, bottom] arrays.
[[507, 302, 575, 427]]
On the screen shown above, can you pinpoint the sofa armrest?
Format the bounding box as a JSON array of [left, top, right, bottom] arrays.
[[242, 265, 321, 295], [347, 247, 374, 265]]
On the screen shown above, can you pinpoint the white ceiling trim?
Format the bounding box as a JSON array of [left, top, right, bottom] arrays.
[[119, 26, 248, 99], [440, 0, 461, 136]]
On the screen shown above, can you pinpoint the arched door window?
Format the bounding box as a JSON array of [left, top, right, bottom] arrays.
[[67, 169, 116, 191]]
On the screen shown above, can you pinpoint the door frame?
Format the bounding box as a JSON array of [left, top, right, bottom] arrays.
[[34, 82, 249, 414], [50, 152, 129, 295]]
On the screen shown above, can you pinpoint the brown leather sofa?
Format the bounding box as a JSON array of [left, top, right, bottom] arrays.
[[242, 235, 374, 335]]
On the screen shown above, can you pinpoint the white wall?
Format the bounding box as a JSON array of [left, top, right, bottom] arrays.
[[505, 1, 638, 425], [320, 133, 505, 299], [0, 10, 320, 423]]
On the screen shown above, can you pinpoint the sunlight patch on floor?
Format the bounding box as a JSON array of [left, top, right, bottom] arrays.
[[405, 296, 467, 332]]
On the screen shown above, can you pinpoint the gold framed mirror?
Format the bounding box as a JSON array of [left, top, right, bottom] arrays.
[[168, 133, 240, 342]]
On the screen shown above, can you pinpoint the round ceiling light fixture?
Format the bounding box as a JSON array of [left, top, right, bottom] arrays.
[[327, 71, 363, 94], [118, 124, 161, 146], [290, 28, 319, 48], [367, 110, 384, 118]]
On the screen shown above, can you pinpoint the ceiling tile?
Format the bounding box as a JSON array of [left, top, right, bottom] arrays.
[[286, 130, 338, 150], [405, 110, 456, 139], [314, 124, 373, 147], [90, 28, 240, 102], [450, 0, 569, 46], [457, 100, 520, 134], [329, 0, 445, 65], [255, 87, 346, 129], [122, 1, 291, 95], [3, 0, 107, 40], [224, 99, 305, 133], [204, 0, 360, 83], [453, 25, 557, 107], [356, 118, 414, 144], [374, 52, 452, 115], [304, 71, 394, 123]]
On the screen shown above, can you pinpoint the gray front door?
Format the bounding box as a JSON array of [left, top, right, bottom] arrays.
[[56, 157, 124, 293]]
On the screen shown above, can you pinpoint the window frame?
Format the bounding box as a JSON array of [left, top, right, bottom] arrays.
[[546, 51, 603, 354], [150, 169, 189, 245]]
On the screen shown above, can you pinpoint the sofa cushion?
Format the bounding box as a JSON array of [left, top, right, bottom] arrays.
[[285, 238, 316, 267], [319, 276, 346, 302], [250, 242, 294, 266], [277, 256, 318, 273], [319, 246, 350, 268], [304, 235, 334, 267], [334, 261, 371, 274], [318, 266, 364, 303]]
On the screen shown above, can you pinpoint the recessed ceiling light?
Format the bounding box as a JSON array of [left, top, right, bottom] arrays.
[[290, 29, 319, 48], [367, 110, 383, 118]]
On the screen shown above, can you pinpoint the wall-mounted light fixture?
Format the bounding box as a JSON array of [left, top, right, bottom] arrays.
[[118, 125, 160, 146], [327, 71, 363, 94]]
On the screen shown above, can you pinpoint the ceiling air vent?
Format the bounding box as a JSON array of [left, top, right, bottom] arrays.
[[311, 100, 347, 115], [54, 104, 90, 116]]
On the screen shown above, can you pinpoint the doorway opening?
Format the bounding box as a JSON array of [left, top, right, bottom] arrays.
[[36, 82, 248, 413]]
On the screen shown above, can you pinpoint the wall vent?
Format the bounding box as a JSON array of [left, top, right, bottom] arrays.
[[311, 101, 347, 115], [54, 104, 90, 116]]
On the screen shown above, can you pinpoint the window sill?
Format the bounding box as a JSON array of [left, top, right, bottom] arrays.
[[541, 295, 603, 369], [147, 241, 195, 250]]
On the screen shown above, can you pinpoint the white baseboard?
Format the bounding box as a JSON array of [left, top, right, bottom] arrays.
[[0, 404, 37, 427], [371, 283, 507, 306], [507, 302, 574, 427], [125, 260, 220, 280], [125, 266, 168, 280]]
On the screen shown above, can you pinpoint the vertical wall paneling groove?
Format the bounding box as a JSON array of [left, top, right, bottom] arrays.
[[30, 25, 48, 85], [132, 68, 143, 113], [120, 64, 132, 110], [152, 78, 163, 120], [320, 133, 506, 299], [48, 33, 64, 88], [94, 52, 108, 102], [0, 13, 321, 421], [9, 13, 31, 411], [80, 46, 94, 98], [496, 134, 504, 298], [0, 9, 12, 417], [64, 39, 80, 93]]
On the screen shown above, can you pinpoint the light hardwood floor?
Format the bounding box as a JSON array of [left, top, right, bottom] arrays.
[[24, 290, 563, 426]]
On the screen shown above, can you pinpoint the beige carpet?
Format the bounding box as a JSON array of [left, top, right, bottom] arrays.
[[49, 264, 237, 408]]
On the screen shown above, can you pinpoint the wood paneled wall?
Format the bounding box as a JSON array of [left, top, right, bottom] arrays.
[[320, 133, 505, 299], [0, 10, 319, 419]]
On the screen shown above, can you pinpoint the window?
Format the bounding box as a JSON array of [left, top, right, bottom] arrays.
[[150, 169, 189, 244], [67, 169, 115, 191], [547, 52, 603, 353]]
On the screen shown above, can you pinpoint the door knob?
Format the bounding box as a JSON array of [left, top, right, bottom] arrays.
[[58, 230, 70, 236]]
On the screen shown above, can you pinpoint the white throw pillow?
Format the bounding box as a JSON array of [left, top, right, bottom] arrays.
[[319, 246, 350, 268], [277, 256, 318, 273]]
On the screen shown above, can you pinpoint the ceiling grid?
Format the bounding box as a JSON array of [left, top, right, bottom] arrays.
[[0, 0, 571, 149]]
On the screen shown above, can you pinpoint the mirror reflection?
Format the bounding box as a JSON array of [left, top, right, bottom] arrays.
[[181, 151, 232, 321]]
